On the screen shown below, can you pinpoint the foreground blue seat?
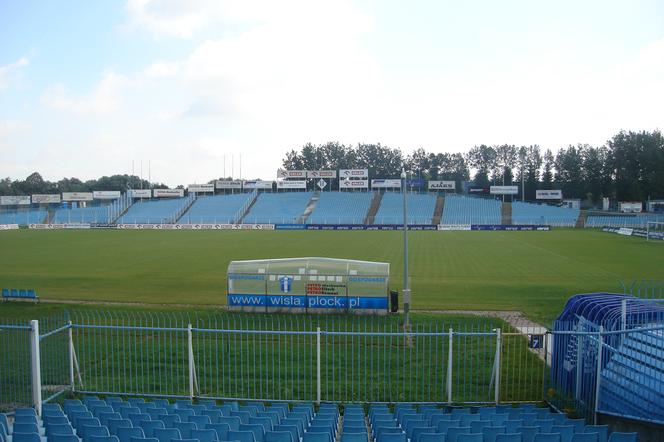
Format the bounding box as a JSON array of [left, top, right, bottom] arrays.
[[551, 426, 574, 442], [90, 436, 121, 442], [533, 435, 561, 442], [446, 427, 471, 442], [187, 415, 211, 429], [153, 428, 182, 442], [228, 430, 257, 442], [46, 424, 75, 437], [11, 433, 41, 442], [518, 427, 539, 442], [174, 423, 196, 439], [583, 426, 608, 442], [607, 434, 637, 442], [140, 421, 165, 438], [457, 435, 482, 442], [12, 424, 39, 435], [82, 426, 111, 442], [418, 434, 445, 442], [496, 435, 522, 442], [340, 433, 367, 442], [265, 430, 294, 442], [273, 424, 299, 442], [377, 433, 407, 442], [483, 426, 507, 442], [219, 416, 241, 431], [303, 432, 332, 442], [571, 435, 597, 442], [118, 426, 146, 442], [108, 419, 133, 435], [190, 428, 218, 442], [50, 435, 80, 442]]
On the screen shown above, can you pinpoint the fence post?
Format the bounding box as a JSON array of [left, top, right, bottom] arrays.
[[30, 320, 42, 417], [575, 325, 583, 401], [188, 323, 195, 400], [447, 328, 453, 404], [68, 320, 75, 392], [594, 326, 604, 425], [316, 327, 321, 404], [494, 328, 501, 404]]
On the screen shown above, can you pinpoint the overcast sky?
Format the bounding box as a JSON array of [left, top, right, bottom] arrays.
[[1, 0, 663, 186]]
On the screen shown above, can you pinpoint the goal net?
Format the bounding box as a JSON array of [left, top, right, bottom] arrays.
[[646, 221, 664, 242]]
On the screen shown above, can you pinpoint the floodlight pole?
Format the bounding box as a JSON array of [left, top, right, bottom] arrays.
[[401, 168, 411, 328]]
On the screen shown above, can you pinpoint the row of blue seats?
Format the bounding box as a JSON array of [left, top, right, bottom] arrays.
[[1, 288, 38, 301], [362, 403, 635, 442]]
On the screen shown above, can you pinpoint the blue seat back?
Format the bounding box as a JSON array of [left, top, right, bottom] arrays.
[[228, 430, 257, 442], [117, 426, 146, 442], [205, 423, 230, 441], [190, 428, 218, 442], [153, 428, 181, 442], [533, 435, 561, 442]]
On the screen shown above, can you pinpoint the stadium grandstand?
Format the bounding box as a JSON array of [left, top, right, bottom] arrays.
[[511, 201, 579, 227], [441, 194, 501, 225], [0, 208, 47, 225], [52, 205, 113, 225], [373, 192, 437, 224], [182, 193, 254, 224], [117, 197, 192, 224], [242, 191, 313, 224], [306, 191, 373, 224]]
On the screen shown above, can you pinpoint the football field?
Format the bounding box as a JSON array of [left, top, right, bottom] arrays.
[[0, 229, 661, 323]]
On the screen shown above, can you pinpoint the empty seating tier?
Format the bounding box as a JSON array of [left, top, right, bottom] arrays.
[[118, 199, 187, 224], [441, 195, 501, 225], [183, 194, 254, 224], [52, 206, 113, 224], [243, 192, 313, 224], [373, 192, 437, 225], [307, 192, 373, 224], [0, 209, 47, 225], [511, 202, 579, 227], [0, 399, 638, 442]]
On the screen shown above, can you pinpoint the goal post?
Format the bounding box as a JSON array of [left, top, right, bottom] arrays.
[[646, 221, 664, 242]]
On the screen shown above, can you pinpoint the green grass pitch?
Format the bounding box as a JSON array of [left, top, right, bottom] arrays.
[[0, 229, 661, 324]]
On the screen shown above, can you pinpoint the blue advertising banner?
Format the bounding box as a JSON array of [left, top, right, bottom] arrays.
[[280, 224, 438, 231], [274, 224, 307, 230], [228, 294, 389, 309], [470, 225, 551, 231]]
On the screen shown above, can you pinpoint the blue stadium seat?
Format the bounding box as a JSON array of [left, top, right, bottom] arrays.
[[89, 436, 121, 442], [14, 409, 37, 417], [583, 426, 608, 442], [441, 194, 501, 225], [228, 430, 257, 442], [470, 420, 492, 433], [243, 192, 313, 224], [46, 424, 75, 437], [153, 428, 182, 442], [190, 428, 218, 442], [571, 435, 597, 442], [108, 419, 133, 435], [140, 421, 165, 437], [81, 425, 110, 442], [551, 426, 574, 442], [533, 435, 561, 442], [518, 427, 539, 442], [49, 435, 81, 442], [495, 435, 522, 442], [482, 426, 507, 442], [446, 428, 471, 442], [457, 434, 483, 442], [265, 430, 294, 442], [273, 425, 299, 442], [205, 423, 230, 441], [118, 427, 146, 442], [302, 432, 332, 442], [239, 423, 265, 442], [377, 432, 407, 442], [607, 434, 637, 442], [159, 415, 180, 427], [201, 410, 222, 424], [14, 415, 38, 425], [12, 424, 39, 435], [418, 434, 445, 442], [186, 415, 211, 429], [11, 433, 41, 442], [174, 423, 197, 439], [374, 192, 437, 225], [436, 420, 461, 433], [340, 433, 367, 442]]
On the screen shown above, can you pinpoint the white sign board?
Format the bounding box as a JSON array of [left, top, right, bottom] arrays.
[[308, 170, 337, 178], [277, 180, 307, 189], [317, 179, 327, 189], [619, 202, 642, 213], [490, 186, 518, 195], [536, 190, 563, 200], [188, 184, 215, 193], [371, 179, 401, 189], [277, 170, 308, 179], [129, 189, 152, 198], [244, 180, 274, 189], [32, 194, 61, 204], [340, 179, 369, 189], [93, 191, 121, 200], [339, 169, 369, 178], [0, 195, 31, 205], [153, 189, 184, 198], [428, 181, 455, 190], [62, 192, 94, 202], [216, 180, 243, 189]]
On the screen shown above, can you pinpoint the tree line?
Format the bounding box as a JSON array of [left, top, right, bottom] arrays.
[[282, 130, 664, 203], [0, 173, 168, 196]]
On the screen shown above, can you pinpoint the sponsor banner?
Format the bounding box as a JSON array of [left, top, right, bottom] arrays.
[[277, 169, 308, 179], [371, 179, 401, 189], [153, 188, 184, 198], [228, 294, 388, 310], [340, 179, 368, 189], [619, 202, 642, 213], [0, 195, 31, 205], [470, 224, 551, 231], [307, 170, 337, 178], [406, 178, 425, 189], [28, 223, 91, 229], [116, 223, 274, 230], [62, 192, 93, 202], [469, 187, 489, 194], [277, 180, 307, 189], [216, 180, 243, 189], [429, 181, 456, 191], [0, 224, 19, 230], [536, 189, 563, 200], [339, 169, 368, 178], [93, 191, 121, 200], [438, 224, 472, 231], [187, 184, 215, 193], [302, 224, 437, 231], [129, 189, 151, 198], [618, 227, 633, 236], [244, 180, 274, 189], [32, 194, 61, 204], [490, 185, 518, 195]]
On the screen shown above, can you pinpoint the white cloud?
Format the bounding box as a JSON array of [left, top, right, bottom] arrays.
[[42, 72, 130, 114], [0, 56, 29, 92]]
